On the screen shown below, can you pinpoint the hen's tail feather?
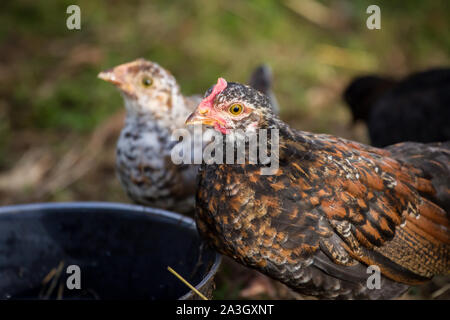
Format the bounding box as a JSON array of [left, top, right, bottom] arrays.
[[248, 64, 280, 114], [369, 141, 450, 281], [387, 141, 450, 214], [417, 198, 450, 233]]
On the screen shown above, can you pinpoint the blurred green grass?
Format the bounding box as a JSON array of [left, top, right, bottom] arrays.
[[1, 0, 448, 137]]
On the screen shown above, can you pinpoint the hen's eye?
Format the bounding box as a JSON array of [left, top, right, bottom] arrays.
[[141, 77, 153, 87], [229, 104, 243, 115]]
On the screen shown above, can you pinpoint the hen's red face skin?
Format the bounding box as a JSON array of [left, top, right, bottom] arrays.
[[186, 78, 229, 133], [186, 78, 261, 133]]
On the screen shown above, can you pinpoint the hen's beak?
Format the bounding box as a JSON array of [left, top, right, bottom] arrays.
[[185, 109, 219, 126], [185, 108, 228, 134]]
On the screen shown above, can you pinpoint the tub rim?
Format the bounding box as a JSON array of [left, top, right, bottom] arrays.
[[0, 201, 222, 300]]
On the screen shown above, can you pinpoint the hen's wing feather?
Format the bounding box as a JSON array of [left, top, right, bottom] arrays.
[[279, 133, 449, 284]]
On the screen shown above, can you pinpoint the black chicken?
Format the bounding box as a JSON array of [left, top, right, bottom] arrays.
[[344, 68, 450, 147]]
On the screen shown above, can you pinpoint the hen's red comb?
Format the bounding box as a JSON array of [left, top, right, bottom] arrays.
[[199, 78, 227, 110]]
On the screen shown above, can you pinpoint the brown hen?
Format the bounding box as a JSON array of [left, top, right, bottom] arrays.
[[186, 78, 450, 299]]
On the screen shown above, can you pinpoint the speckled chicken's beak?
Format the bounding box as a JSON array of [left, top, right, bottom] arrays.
[[98, 68, 134, 96], [98, 69, 121, 85]]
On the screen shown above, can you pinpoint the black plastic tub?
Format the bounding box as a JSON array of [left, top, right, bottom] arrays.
[[0, 202, 221, 300]]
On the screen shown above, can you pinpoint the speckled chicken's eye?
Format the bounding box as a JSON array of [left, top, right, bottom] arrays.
[[229, 104, 243, 115], [141, 77, 153, 87]]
